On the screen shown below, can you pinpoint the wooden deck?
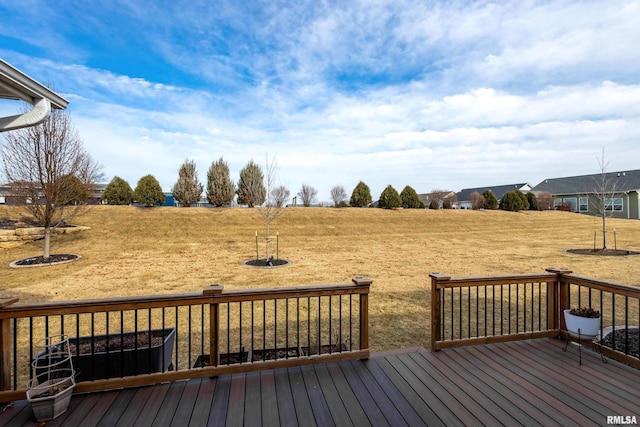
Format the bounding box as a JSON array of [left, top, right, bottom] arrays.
[[2, 338, 638, 426]]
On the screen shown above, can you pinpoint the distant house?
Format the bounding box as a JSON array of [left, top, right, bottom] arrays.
[[454, 183, 532, 209], [418, 191, 457, 209], [531, 170, 640, 219]]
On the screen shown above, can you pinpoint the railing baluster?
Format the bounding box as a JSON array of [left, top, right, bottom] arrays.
[[239, 302, 243, 362]]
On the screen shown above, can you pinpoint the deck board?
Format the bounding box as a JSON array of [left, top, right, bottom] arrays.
[[2, 338, 638, 427], [188, 378, 216, 427]]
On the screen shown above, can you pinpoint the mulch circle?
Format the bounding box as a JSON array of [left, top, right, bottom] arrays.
[[243, 258, 291, 268], [10, 254, 81, 268], [566, 248, 640, 256]]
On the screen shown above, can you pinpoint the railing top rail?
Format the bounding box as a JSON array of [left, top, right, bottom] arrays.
[[0, 279, 371, 319], [211, 282, 370, 303], [0, 292, 208, 319], [563, 274, 640, 298], [430, 272, 556, 289]]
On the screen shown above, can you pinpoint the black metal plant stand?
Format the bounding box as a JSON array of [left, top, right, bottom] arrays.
[[562, 328, 607, 365]]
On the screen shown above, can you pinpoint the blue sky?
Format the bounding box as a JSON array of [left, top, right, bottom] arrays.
[[1, 0, 640, 201]]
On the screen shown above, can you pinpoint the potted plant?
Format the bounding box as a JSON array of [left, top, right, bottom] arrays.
[[564, 307, 601, 339], [27, 336, 76, 422]]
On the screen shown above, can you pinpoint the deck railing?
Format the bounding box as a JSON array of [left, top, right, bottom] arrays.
[[431, 268, 640, 368], [0, 277, 371, 402]]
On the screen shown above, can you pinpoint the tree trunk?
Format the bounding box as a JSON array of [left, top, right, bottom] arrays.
[[602, 215, 607, 249], [43, 226, 51, 260]]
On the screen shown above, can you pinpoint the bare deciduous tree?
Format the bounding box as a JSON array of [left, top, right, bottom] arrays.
[[469, 191, 485, 210], [298, 184, 318, 207], [271, 185, 290, 208], [330, 185, 347, 207], [535, 191, 554, 211], [1, 108, 102, 259]]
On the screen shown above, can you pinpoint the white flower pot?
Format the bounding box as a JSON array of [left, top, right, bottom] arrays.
[[563, 309, 601, 339]]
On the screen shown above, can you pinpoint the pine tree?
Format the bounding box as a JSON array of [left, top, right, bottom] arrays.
[[134, 175, 165, 207], [236, 160, 265, 207], [171, 159, 203, 207], [350, 181, 372, 207], [482, 190, 498, 210], [206, 157, 235, 206], [400, 185, 421, 209], [378, 185, 402, 209], [102, 176, 134, 205]]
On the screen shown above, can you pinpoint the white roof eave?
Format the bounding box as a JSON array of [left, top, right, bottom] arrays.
[[0, 59, 69, 132]]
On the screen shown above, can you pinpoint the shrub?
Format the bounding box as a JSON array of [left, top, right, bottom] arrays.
[[482, 190, 498, 210], [499, 191, 524, 212], [515, 190, 529, 210], [350, 181, 372, 207], [526, 192, 537, 210], [378, 185, 402, 209], [330, 185, 348, 207], [102, 176, 134, 205], [400, 185, 421, 209], [470, 192, 485, 210], [134, 175, 165, 207], [298, 184, 318, 207]]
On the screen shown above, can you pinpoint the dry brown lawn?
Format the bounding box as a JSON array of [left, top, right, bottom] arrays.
[[1, 205, 639, 352]]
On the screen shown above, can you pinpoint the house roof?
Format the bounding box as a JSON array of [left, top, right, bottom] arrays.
[[0, 59, 69, 132], [531, 170, 640, 195], [456, 183, 530, 202]]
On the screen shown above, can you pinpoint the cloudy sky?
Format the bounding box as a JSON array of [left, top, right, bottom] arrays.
[[1, 0, 639, 201]]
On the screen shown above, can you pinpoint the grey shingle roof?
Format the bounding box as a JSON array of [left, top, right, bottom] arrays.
[[531, 170, 640, 195], [456, 183, 529, 202]]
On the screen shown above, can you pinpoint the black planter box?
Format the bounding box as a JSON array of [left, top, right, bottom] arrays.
[[193, 349, 249, 367], [251, 347, 301, 362], [35, 328, 175, 382]]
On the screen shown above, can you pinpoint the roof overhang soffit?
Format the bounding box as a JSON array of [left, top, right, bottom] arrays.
[[0, 59, 69, 132]]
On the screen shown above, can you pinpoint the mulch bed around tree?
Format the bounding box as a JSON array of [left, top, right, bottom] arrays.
[[244, 257, 290, 267], [600, 328, 640, 358], [13, 254, 79, 266], [566, 249, 639, 256]]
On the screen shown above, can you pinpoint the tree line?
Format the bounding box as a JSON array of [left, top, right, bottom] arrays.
[[101, 159, 433, 209]]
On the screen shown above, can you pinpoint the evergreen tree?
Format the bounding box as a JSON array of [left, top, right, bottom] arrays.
[[206, 157, 235, 206], [378, 185, 402, 209], [350, 181, 372, 207], [482, 190, 498, 210], [102, 176, 134, 205], [171, 159, 203, 207], [400, 185, 421, 209], [526, 192, 537, 210], [499, 191, 524, 211], [236, 160, 265, 207], [515, 190, 530, 210], [134, 175, 165, 207]]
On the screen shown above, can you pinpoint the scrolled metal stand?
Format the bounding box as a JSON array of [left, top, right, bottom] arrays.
[[562, 328, 607, 365]]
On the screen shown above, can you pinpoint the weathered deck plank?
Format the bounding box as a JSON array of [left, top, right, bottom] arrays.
[[1, 338, 638, 427]]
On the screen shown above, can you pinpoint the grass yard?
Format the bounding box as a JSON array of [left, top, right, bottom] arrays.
[[1, 205, 639, 351]]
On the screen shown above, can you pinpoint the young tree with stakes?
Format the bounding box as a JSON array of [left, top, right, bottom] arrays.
[[0, 108, 102, 260], [254, 155, 287, 261], [594, 148, 619, 249]]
